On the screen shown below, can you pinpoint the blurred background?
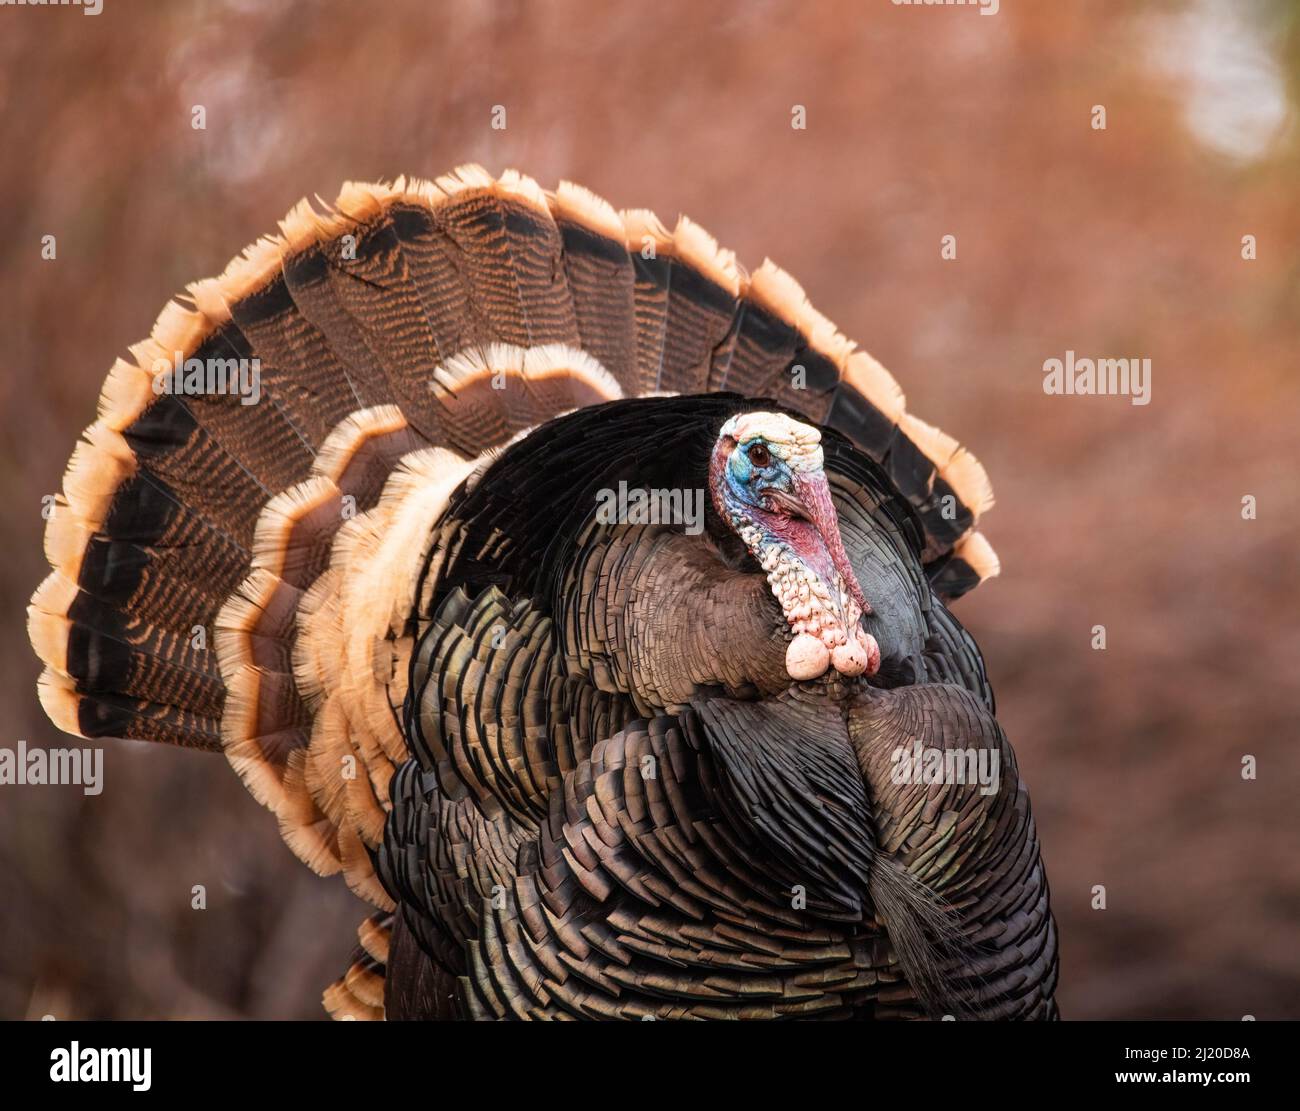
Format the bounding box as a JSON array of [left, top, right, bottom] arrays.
[[0, 0, 1297, 1020]]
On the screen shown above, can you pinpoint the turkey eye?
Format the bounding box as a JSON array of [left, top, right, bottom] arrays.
[[747, 443, 771, 468]]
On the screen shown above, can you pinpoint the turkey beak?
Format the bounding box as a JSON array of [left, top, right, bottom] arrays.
[[791, 470, 870, 622]]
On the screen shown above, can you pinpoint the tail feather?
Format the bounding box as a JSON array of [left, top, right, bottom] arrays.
[[467, 169, 580, 348], [215, 265, 369, 446], [285, 186, 453, 442], [31, 571, 224, 718], [653, 215, 742, 395], [623, 207, 674, 393], [718, 259, 805, 399], [37, 667, 223, 749], [118, 393, 274, 548], [281, 246, 399, 413], [126, 306, 315, 499], [548, 182, 639, 393]]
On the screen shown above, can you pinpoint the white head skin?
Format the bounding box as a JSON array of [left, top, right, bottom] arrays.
[[709, 411, 881, 681]]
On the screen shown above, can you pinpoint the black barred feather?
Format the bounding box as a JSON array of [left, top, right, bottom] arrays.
[[319, 214, 452, 441], [226, 273, 368, 445], [720, 297, 800, 398], [550, 205, 639, 392], [386, 203, 484, 362], [281, 243, 401, 411]]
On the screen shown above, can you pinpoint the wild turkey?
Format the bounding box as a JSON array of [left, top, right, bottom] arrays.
[[27, 165, 1058, 1020]]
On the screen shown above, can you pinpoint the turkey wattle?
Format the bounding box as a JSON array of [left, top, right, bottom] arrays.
[[27, 165, 1058, 1020]]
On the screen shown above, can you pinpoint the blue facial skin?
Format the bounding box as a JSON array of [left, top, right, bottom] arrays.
[[725, 438, 793, 518]]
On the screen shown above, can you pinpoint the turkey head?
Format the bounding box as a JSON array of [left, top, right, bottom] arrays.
[[710, 411, 882, 681]]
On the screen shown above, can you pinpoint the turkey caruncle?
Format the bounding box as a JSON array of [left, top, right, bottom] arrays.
[[27, 165, 1058, 1020]]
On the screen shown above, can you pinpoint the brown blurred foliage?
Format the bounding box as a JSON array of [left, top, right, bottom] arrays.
[[0, 0, 1297, 1019]]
